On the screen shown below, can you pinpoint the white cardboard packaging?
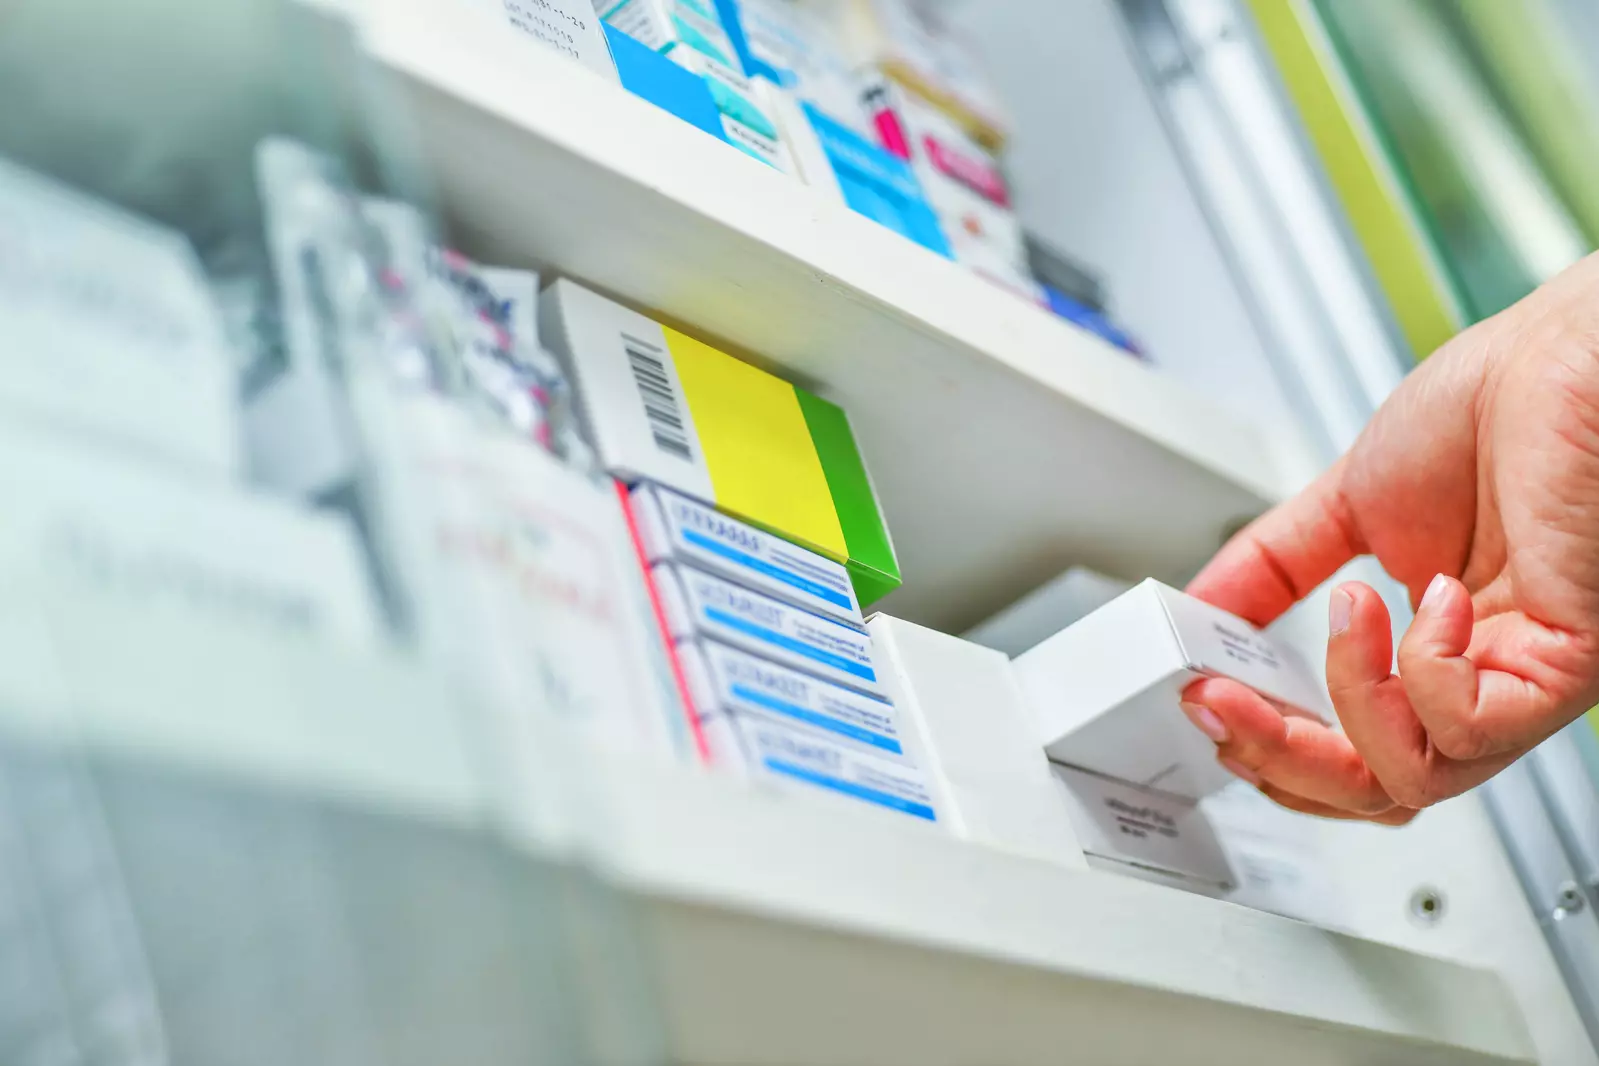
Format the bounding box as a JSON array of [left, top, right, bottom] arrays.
[[678, 638, 908, 761], [672, 45, 797, 172], [864, 80, 1040, 302], [753, 78, 848, 202], [736, 0, 874, 136], [540, 279, 714, 496], [705, 711, 938, 822], [653, 562, 885, 697], [0, 419, 381, 650], [837, 0, 1010, 148], [374, 392, 686, 761], [1014, 579, 1332, 799], [1050, 762, 1344, 924], [1050, 764, 1234, 891], [1202, 782, 1343, 927], [869, 616, 1083, 866], [630, 481, 863, 627], [0, 158, 239, 480], [964, 566, 1132, 658]]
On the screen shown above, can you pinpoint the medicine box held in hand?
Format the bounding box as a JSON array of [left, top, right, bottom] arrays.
[[628, 481, 864, 627], [1013, 579, 1332, 800], [540, 279, 900, 603], [679, 638, 909, 761]]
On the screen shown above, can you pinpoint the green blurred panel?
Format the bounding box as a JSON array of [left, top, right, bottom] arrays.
[[1312, 0, 1590, 323], [1451, 0, 1599, 250], [1242, 0, 1463, 361]]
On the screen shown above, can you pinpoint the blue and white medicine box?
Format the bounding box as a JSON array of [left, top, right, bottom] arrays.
[[604, 23, 729, 145], [652, 562, 885, 698], [630, 481, 864, 628], [708, 0, 951, 256], [704, 712, 938, 821], [711, 0, 786, 85], [803, 104, 953, 258], [680, 638, 911, 762]]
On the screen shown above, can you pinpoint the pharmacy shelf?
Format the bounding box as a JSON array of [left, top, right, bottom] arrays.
[[357, 0, 1285, 631], [26, 616, 1532, 1066], [590, 758, 1535, 1066]]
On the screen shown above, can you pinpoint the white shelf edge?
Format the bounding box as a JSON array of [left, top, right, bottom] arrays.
[[366, 3, 1284, 503], [6, 612, 1531, 1064], [589, 757, 1535, 1066]]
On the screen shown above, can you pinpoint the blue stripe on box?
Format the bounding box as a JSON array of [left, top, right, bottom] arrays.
[[731, 684, 902, 754], [764, 758, 936, 821], [704, 607, 876, 681], [604, 24, 728, 144], [682, 529, 853, 609]]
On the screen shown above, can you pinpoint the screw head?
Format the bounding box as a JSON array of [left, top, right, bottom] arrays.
[[1553, 882, 1587, 920], [1409, 886, 1445, 926]]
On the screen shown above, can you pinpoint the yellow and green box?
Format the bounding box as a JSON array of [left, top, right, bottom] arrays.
[[540, 279, 900, 603]]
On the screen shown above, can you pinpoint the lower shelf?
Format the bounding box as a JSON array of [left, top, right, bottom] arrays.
[[8, 612, 1535, 1066], [593, 760, 1535, 1066]]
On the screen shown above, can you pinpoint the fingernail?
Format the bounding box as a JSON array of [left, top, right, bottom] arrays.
[[1220, 757, 1261, 786], [1329, 588, 1352, 636], [1180, 701, 1229, 743], [1420, 573, 1449, 613]]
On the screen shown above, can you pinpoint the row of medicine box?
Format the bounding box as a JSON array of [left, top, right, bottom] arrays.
[[536, 271, 935, 821], [625, 481, 940, 823]]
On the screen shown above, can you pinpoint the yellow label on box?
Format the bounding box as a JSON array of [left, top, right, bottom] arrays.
[[665, 326, 848, 560]]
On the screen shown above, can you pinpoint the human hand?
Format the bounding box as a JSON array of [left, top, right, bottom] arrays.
[[1181, 252, 1599, 823]]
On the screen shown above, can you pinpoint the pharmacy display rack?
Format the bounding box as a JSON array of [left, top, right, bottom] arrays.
[[357, 0, 1286, 634], [257, 0, 1540, 1061]]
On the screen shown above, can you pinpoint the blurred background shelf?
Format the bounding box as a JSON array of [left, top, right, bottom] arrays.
[[354, 0, 1288, 632]]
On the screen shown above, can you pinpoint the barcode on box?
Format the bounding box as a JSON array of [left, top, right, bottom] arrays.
[[623, 333, 693, 461]]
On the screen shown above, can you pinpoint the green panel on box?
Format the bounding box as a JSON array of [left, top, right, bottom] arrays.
[[797, 390, 901, 604], [846, 559, 902, 608]]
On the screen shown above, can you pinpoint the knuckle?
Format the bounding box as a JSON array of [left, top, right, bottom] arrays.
[[1384, 762, 1464, 810], [1386, 785, 1432, 810], [1395, 641, 1433, 676], [1429, 720, 1494, 762], [1324, 674, 1365, 709], [1383, 773, 1441, 811]]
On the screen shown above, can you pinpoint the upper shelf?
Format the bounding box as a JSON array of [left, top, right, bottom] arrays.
[[354, 0, 1286, 631]]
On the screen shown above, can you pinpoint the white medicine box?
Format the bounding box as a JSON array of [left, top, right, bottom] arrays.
[[1013, 579, 1332, 799]]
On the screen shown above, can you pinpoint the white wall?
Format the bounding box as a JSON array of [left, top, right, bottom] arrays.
[[950, 0, 1301, 429]]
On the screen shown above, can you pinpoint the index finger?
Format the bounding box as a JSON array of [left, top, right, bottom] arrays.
[[1188, 459, 1365, 626]]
